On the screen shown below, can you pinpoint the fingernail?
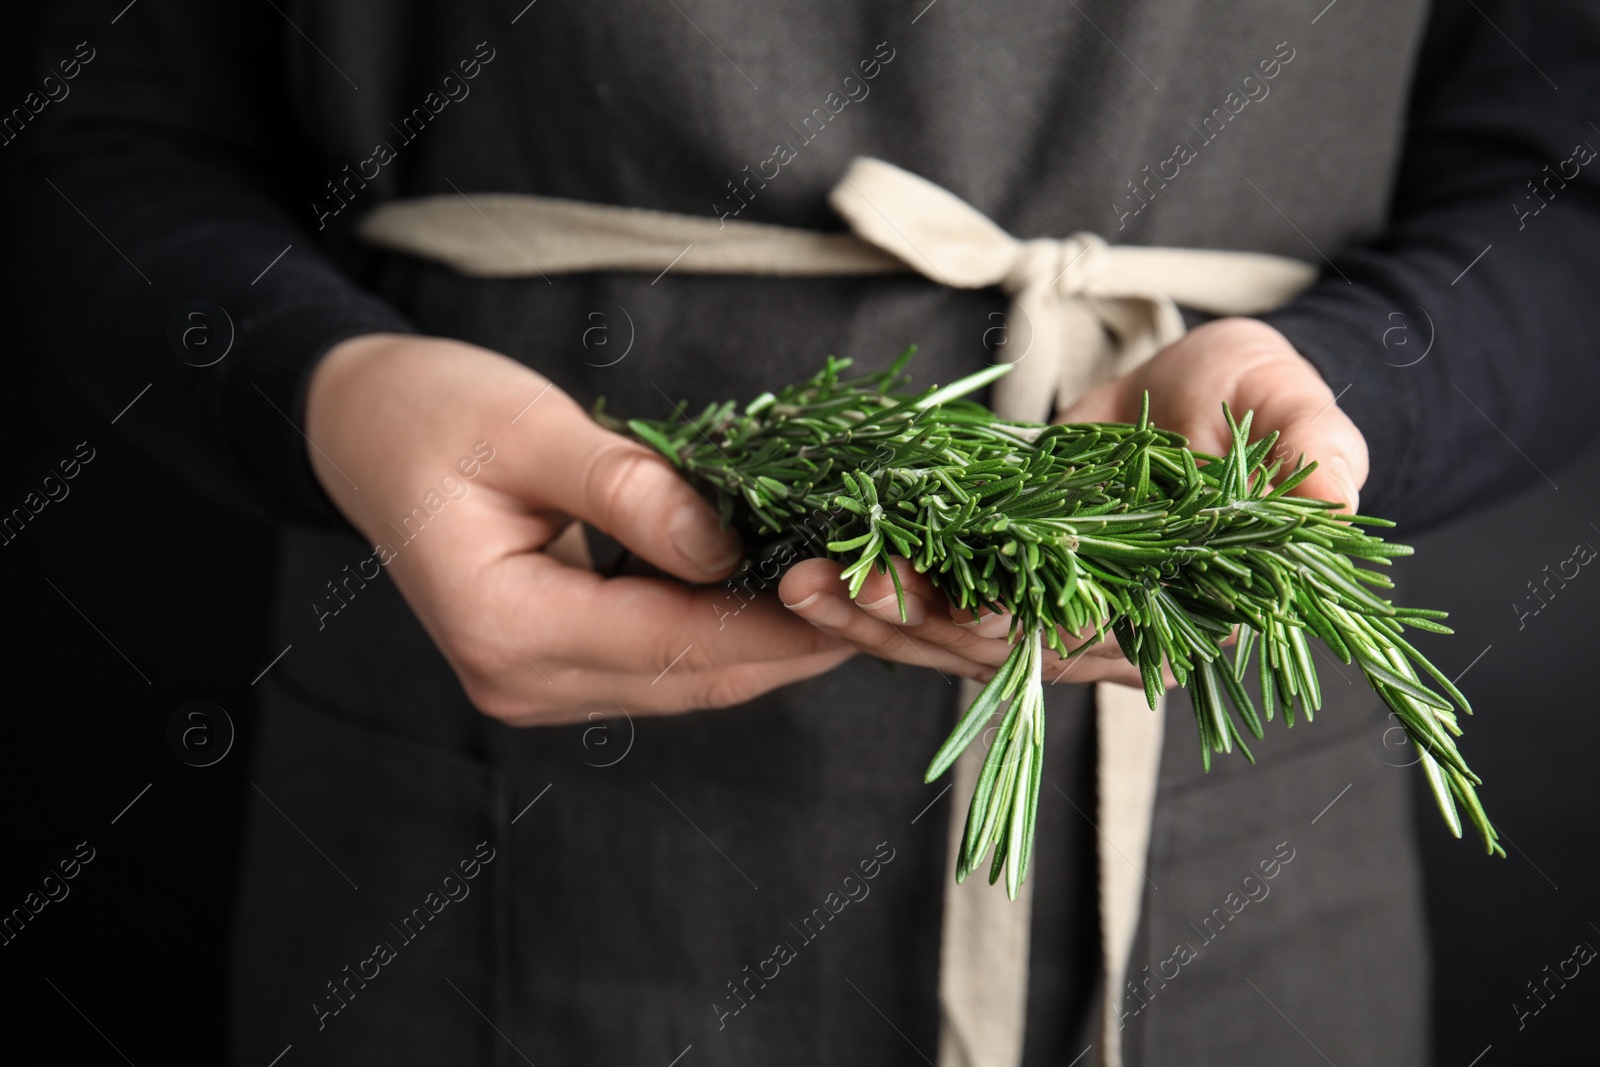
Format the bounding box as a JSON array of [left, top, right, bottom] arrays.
[[1328, 457, 1360, 514], [961, 610, 1012, 638], [667, 504, 742, 572], [784, 591, 855, 628], [862, 592, 925, 625]]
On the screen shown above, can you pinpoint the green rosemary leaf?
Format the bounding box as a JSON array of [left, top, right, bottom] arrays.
[[969, 721, 1024, 879], [1286, 625, 1322, 713], [1418, 746, 1464, 839], [1388, 632, 1474, 715], [1258, 634, 1277, 724], [925, 641, 1026, 782], [1357, 657, 1452, 711], [1002, 715, 1034, 898], [827, 531, 877, 552], [1394, 615, 1454, 635], [1217, 652, 1264, 739], [626, 420, 683, 465], [1267, 462, 1316, 499], [1449, 765, 1498, 852], [1197, 658, 1232, 756], [886, 555, 910, 623], [1014, 706, 1047, 894], [1224, 703, 1256, 764], [1231, 625, 1257, 684], [914, 362, 1013, 410], [611, 351, 1500, 895]]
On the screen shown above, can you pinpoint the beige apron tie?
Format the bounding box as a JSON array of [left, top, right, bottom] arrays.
[[359, 159, 1315, 1067]]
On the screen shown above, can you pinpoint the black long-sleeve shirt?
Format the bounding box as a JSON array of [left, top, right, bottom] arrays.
[[1261, 0, 1600, 526], [18, 0, 1600, 534]]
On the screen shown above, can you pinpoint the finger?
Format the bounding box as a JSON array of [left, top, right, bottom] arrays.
[[511, 392, 744, 582], [1047, 653, 1130, 688], [1045, 640, 1181, 690], [782, 555, 984, 639], [950, 600, 1114, 657], [782, 583, 1002, 679], [1229, 356, 1369, 514], [950, 604, 1014, 640], [557, 574, 853, 671], [1066, 375, 1134, 425], [484, 645, 862, 725], [783, 557, 1132, 674], [626, 645, 865, 713], [440, 554, 849, 679], [1276, 401, 1367, 515], [1056, 660, 1152, 689], [780, 558, 1017, 672], [778, 556, 1180, 688], [853, 560, 1037, 664]]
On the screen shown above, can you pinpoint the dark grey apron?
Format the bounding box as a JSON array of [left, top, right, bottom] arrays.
[[230, 2, 1431, 1063]]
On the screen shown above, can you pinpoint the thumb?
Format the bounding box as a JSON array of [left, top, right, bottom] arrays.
[[515, 395, 744, 582], [1064, 376, 1132, 425], [1255, 384, 1369, 515]]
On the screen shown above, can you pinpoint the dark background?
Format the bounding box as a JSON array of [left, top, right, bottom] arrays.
[[0, 9, 1595, 1065]]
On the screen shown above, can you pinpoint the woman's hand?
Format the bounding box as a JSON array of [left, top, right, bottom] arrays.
[[779, 317, 1366, 687], [779, 555, 1152, 687], [1073, 317, 1368, 513], [305, 333, 854, 726]]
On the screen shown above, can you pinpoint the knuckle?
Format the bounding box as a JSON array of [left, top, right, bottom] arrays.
[[697, 668, 764, 710], [452, 636, 518, 681], [650, 634, 705, 675], [460, 677, 528, 722], [461, 670, 574, 725], [584, 443, 665, 525], [943, 628, 994, 659], [858, 626, 909, 661], [803, 627, 850, 658]]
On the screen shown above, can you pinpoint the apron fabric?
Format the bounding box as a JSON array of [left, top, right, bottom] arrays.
[[354, 154, 1319, 1067], [231, 2, 1431, 1063]]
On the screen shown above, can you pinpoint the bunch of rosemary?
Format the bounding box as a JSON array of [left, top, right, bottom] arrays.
[[607, 350, 1501, 898]]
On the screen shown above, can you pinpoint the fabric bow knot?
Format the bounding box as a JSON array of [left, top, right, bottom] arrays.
[[360, 156, 1314, 427], [826, 158, 1315, 422], [1006, 232, 1109, 296]]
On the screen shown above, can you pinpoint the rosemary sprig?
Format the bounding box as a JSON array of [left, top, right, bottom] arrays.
[[605, 349, 1502, 897]]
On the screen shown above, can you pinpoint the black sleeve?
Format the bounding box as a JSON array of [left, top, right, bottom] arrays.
[[1261, 0, 1600, 532], [18, 3, 416, 527]]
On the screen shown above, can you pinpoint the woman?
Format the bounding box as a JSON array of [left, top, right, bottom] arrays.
[[23, 1, 1600, 1064]]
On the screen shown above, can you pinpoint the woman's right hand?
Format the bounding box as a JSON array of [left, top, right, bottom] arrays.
[[304, 333, 855, 726]]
